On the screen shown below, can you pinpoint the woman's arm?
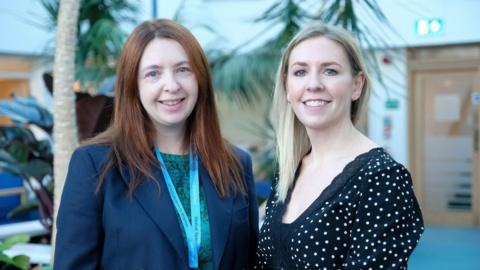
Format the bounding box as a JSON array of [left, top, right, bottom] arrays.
[[344, 163, 424, 270], [244, 152, 260, 268], [54, 146, 104, 270]]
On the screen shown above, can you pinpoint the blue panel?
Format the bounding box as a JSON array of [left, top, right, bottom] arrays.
[[0, 173, 23, 221]]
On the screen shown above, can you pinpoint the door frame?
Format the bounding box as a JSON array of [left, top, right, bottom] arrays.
[[408, 52, 480, 226]]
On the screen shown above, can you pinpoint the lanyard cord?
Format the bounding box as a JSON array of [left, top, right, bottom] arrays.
[[155, 146, 201, 269]]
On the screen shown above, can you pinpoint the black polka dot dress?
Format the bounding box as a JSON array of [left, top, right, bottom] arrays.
[[255, 148, 424, 270]]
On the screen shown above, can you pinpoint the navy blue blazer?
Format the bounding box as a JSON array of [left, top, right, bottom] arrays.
[[54, 144, 259, 270]]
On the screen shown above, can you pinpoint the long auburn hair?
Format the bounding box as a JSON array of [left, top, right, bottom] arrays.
[[272, 22, 371, 202], [88, 19, 245, 197]]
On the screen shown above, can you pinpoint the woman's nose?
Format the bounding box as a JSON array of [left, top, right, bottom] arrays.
[[161, 72, 180, 92], [306, 73, 323, 92]]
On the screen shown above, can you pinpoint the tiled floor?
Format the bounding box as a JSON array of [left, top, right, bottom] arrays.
[[409, 226, 480, 270]]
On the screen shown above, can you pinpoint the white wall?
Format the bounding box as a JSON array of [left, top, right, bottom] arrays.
[[0, 0, 54, 55], [367, 49, 409, 166], [147, 0, 480, 50], [372, 0, 480, 47], [3, 0, 480, 56], [141, 0, 277, 51], [0, 1, 54, 110]]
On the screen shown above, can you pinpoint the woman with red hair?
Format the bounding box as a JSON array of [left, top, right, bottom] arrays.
[[55, 19, 258, 270]]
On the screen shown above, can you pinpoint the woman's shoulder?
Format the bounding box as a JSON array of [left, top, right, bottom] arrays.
[[74, 143, 112, 157], [230, 144, 250, 157], [360, 148, 409, 174], [70, 143, 113, 168], [229, 144, 252, 165], [355, 147, 413, 190]]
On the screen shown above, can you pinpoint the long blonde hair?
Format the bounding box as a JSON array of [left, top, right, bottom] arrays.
[[272, 22, 371, 202]]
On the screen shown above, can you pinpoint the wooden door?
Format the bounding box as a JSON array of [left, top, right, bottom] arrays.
[[410, 47, 480, 226]]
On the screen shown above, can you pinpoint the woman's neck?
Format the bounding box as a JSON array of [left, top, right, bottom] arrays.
[[305, 120, 375, 165], [154, 125, 188, 155]]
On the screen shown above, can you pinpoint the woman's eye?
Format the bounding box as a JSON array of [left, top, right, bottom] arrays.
[[324, 69, 338, 76], [293, 69, 306, 77], [145, 70, 159, 78], [177, 66, 191, 73]]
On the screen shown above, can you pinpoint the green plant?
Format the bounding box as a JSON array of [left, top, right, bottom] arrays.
[[0, 235, 31, 270], [38, 0, 138, 90], [0, 126, 53, 179], [0, 125, 54, 230], [0, 97, 54, 229]]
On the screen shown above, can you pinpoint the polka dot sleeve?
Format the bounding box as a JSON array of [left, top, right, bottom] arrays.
[[343, 162, 424, 270]]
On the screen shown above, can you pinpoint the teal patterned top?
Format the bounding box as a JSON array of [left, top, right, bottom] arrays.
[[161, 152, 213, 270]]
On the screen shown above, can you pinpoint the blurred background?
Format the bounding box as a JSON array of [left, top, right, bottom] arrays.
[[0, 0, 479, 269]]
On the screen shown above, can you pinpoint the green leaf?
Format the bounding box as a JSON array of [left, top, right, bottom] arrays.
[[11, 255, 30, 270], [0, 149, 17, 163], [0, 253, 15, 265], [0, 235, 30, 252], [34, 0, 138, 90], [7, 141, 30, 163], [23, 159, 53, 181], [0, 126, 36, 145]]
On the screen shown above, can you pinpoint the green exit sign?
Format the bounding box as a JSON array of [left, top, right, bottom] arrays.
[[415, 18, 444, 36], [386, 99, 399, 109]]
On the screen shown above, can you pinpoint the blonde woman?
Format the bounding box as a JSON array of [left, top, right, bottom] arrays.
[[255, 23, 423, 269]]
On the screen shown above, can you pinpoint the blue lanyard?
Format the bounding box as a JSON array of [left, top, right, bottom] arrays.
[[155, 146, 201, 269]]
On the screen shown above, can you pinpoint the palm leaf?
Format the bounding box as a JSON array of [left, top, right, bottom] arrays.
[[210, 47, 280, 106], [209, 0, 305, 105], [36, 0, 138, 90]]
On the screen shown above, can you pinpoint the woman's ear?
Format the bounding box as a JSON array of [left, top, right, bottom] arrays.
[[352, 72, 365, 101]]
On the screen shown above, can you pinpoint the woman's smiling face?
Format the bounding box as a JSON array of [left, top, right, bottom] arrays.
[[286, 36, 364, 131], [137, 38, 199, 133]]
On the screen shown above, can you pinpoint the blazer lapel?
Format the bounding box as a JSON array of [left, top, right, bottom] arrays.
[[119, 164, 188, 265], [200, 164, 233, 270]]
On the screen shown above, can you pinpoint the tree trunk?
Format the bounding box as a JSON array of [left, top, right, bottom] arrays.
[[51, 0, 81, 260]]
